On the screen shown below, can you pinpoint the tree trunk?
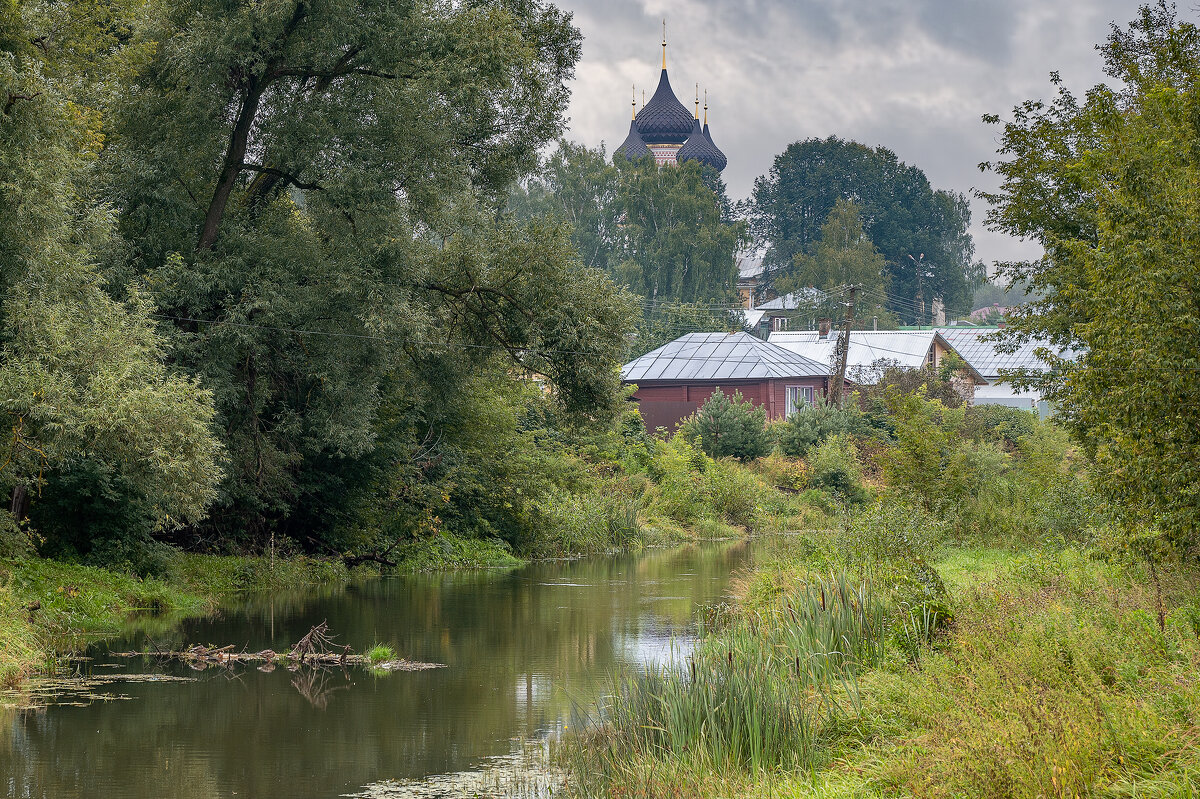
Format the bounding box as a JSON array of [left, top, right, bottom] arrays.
[[10, 484, 29, 522], [196, 84, 266, 250]]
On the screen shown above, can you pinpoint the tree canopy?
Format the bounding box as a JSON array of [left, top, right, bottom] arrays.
[[1, 0, 639, 560], [0, 0, 223, 556], [982, 2, 1200, 555], [750, 136, 981, 322], [513, 142, 746, 306]]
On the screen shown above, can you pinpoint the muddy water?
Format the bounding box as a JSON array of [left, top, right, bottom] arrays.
[[0, 540, 752, 798]]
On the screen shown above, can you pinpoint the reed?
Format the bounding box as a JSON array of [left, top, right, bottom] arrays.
[[565, 572, 886, 788]]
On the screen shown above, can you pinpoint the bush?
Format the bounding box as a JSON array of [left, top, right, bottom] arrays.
[[703, 460, 765, 529], [961, 404, 1038, 449], [694, 390, 768, 461], [808, 434, 870, 505], [775, 398, 870, 457]]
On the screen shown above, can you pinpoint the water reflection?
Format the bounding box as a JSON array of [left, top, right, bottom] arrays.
[[0, 540, 751, 799]]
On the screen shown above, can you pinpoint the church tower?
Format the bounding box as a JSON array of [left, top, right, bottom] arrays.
[[615, 23, 726, 172]]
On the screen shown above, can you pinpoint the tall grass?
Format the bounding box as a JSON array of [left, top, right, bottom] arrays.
[[565, 572, 886, 789]]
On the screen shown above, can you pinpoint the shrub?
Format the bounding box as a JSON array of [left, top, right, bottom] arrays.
[[961, 404, 1038, 449], [694, 390, 768, 461], [775, 398, 870, 457], [703, 460, 765, 529], [809, 434, 869, 505]]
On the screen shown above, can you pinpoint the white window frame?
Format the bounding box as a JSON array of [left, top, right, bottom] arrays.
[[785, 385, 814, 418]]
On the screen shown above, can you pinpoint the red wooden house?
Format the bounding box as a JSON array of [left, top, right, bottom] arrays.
[[621, 332, 841, 432]]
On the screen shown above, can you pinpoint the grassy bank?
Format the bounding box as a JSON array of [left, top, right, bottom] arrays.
[[0, 552, 364, 687], [560, 393, 1200, 797], [564, 537, 1200, 798]]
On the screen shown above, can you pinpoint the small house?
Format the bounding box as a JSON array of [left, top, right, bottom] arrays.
[[935, 327, 1072, 414], [621, 332, 840, 432], [768, 329, 985, 388]]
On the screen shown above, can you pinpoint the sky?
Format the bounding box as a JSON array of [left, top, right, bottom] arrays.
[[553, 0, 1142, 273]]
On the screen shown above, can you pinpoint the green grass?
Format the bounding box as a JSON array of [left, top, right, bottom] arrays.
[[0, 551, 363, 685], [367, 644, 396, 664], [563, 541, 1200, 799], [933, 545, 1019, 590], [563, 572, 886, 791], [388, 533, 525, 571]]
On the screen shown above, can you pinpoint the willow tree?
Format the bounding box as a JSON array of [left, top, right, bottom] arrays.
[[96, 0, 633, 547], [0, 1, 222, 556], [982, 3, 1200, 555]]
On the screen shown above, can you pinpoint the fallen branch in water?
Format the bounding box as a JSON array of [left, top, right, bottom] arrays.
[[111, 621, 445, 672]]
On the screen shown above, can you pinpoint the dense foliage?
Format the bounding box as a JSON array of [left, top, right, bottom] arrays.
[[750, 136, 982, 322], [0, 0, 222, 559], [511, 142, 746, 356], [1, 0, 638, 564], [982, 2, 1200, 556]]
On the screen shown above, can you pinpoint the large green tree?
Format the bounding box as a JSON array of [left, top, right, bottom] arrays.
[[750, 136, 981, 322], [776, 198, 895, 326], [0, 0, 222, 556], [981, 2, 1200, 554], [514, 142, 746, 306], [90, 0, 634, 548]]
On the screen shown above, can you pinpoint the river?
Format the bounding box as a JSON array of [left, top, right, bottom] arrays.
[[1, 540, 752, 798]]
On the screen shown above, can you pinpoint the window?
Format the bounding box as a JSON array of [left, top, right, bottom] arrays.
[[785, 385, 813, 418]]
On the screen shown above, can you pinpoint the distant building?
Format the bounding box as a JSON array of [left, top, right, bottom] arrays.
[[936, 326, 1071, 414], [621, 332, 843, 432], [736, 254, 764, 309], [614, 30, 727, 173], [768, 329, 986, 389], [749, 289, 830, 334]]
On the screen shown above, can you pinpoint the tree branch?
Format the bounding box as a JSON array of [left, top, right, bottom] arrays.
[[3, 92, 41, 116], [240, 163, 325, 192]]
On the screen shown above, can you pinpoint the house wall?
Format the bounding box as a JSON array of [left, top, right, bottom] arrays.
[[629, 377, 830, 432]]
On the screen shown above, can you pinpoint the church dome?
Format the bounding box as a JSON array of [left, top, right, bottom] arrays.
[[634, 69, 693, 145], [701, 120, 727, 172], [677, 118, 726, 172], [615, 120, 651, 161]]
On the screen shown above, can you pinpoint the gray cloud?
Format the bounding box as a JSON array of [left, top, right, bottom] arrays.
[[554, 0, 1143, 269]]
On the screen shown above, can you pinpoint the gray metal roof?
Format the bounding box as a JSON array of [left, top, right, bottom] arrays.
[[770, 330, 987, 385], [621, 332, 831, 383], [935, 327, 1068, 380]]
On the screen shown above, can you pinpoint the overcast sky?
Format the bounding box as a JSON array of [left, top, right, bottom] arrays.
[[553, 0, 1144, 272]]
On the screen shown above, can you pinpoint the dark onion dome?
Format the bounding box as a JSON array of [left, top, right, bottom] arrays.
[[614, 120, 651, 161], [634, 69, 693, 144], [701, 119, 728, 172], [677, 118, 726, 172]]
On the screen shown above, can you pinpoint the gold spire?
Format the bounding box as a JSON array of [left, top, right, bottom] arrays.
[[694, 84, 700, 120], [631, 85, 637, 120], [703, 89, 708, 126], [661, 19, 667, 69], [641, 89, 645, 109]]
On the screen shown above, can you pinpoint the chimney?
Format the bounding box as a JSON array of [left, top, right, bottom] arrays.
[[818, 317, 832, 337]]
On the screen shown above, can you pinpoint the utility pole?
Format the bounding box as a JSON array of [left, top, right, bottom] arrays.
[[909, 253, 926, 327], [829, 285, 857, 408]]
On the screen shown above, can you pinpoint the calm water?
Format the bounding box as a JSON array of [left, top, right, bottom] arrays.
[[1, 541, 752, 799]]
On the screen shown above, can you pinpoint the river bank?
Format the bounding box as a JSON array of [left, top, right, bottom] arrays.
[[0, 552, 371, 687]]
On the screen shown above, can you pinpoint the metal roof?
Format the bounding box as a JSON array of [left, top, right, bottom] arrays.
[[701, 121, 728, 171], [737, 255, 765, 281], [769, 330, 985, 384], [935, 327, 1069, 380], [622, 332, 831, 383], [614, 120, 650, 160]]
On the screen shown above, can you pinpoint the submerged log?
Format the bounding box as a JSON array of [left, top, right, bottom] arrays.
[[111, 622, 445, 671]]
